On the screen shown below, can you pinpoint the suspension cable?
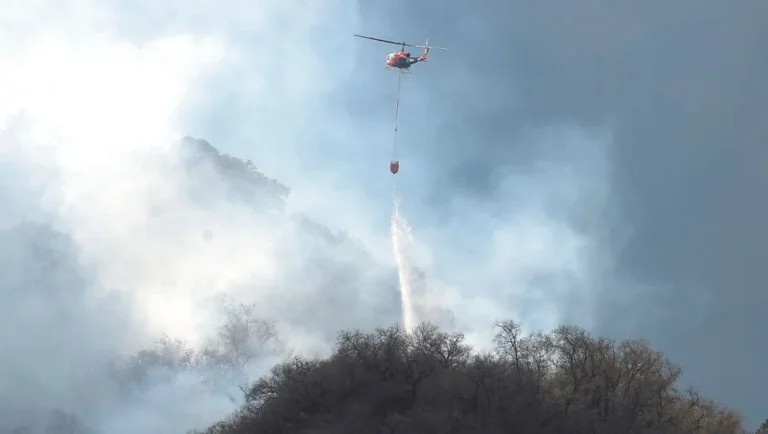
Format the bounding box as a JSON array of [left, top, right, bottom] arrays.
[[392, 71, 402, 161]]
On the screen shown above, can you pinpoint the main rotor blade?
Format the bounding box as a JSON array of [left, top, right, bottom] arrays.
[[353, 34, 415, 47], [412, 44, 448, 50]]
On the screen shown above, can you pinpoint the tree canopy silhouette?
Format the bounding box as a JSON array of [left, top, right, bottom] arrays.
[[192, 320, 749, 434]]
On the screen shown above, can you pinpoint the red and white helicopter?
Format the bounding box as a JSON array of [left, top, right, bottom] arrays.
[[354, 34, 447, 175], [353, 34, 447, 73]]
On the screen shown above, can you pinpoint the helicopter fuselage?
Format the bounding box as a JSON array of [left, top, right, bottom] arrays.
[[386, 52, 423, 69]]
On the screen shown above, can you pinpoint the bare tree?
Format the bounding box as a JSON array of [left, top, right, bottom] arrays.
[[209, 302, 280, 372]]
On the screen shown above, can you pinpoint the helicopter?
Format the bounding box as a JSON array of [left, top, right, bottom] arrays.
[[353, 34, 447, 73]]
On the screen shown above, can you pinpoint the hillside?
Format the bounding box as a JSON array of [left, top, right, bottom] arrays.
[[177, 143, 757, 434], [192, 321, 751, 434], [0, 138, 761, 433]]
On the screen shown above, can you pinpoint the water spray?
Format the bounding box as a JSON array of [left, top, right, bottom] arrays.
[[390, 189, 416, 333]]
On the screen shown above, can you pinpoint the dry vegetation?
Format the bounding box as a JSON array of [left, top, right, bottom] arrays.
[[193, 320, 753, 434]]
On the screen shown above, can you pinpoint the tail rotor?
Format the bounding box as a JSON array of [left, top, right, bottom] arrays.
[[416, 37, 447, 61]]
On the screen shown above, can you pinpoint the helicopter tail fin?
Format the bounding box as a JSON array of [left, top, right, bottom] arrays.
[[418, 38, 446, 61], [419, 38, 430, 61]]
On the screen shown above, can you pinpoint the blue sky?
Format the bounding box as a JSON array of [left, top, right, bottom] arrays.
[[1, 0, 766, 431]]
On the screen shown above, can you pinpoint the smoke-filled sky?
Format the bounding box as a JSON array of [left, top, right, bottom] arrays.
[[0, 0, 766, 431]]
